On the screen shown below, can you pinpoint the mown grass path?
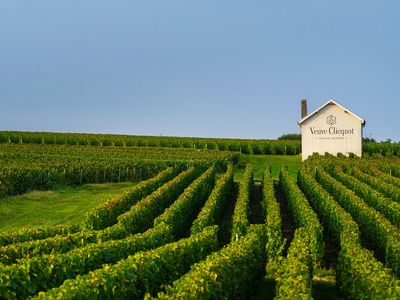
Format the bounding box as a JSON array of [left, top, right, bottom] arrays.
[[236, 154, 301, 180], [0, 182, 135, 232]]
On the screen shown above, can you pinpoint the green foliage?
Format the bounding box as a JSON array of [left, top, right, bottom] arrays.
[[263, 166, 285, 261], [329, 166, 400, 228], [33, 226, 219, 300], [297, 167, 359, 243], [338, 234, 400, 299], [274, 227, 312, 300], [157, 224, 266, 299], [2, 142, 400, 299], [190, 164, 234, 234], [361, 165, 400, 187], [84, 167, 177, 230], [1, 170, 200, 265], [154, 167, 216, 237], [117, 168, 200, 234], [363, 141, 400, 156], [0, 143, 235, 199], [95, 223, 128, 241], [0, 231, 98, 265], [347, 165, 400, 202], [236, 154, 301, 181], [0, 224, 80, 247], [0, 130, 301, 156], [299, 164, 400, 299], [314, 167, 400, 276], [0, 224, 174, 299], [280, 168, 324, 266], [0, 157, 165, 200], [381, 161, 400, 179], [231, 165, 253, 241], [277, 133, 301, 141]]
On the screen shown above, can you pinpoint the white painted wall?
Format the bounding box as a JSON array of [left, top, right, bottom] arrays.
[[300, 103, 363, 161]]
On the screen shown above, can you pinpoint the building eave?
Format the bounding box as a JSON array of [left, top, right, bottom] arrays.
[[298, 99, 365, 127]]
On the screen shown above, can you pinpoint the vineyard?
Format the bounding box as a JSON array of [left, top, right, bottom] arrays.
[[1, 130, 400, 156], [0, 131, 301, 155], [0, 143, 237, 199], [0, 140, 400, 299]]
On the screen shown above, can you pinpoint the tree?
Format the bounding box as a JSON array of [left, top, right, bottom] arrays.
[[363, 137, 376, 143], [277, 133, 301, 141]]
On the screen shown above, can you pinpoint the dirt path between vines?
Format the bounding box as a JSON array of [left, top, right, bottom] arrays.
[[218, 182, 238, 247], [274, 181, 295, 257], [250, 181, 264, 224]]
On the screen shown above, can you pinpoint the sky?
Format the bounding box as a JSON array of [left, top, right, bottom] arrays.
[[1, 1, 399, 142]]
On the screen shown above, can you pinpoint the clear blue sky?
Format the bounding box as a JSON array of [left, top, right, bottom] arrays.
[[1, 1, 399, 141]]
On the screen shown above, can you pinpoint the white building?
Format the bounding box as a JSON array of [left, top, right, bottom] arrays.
[[298, 99, 365, 161]]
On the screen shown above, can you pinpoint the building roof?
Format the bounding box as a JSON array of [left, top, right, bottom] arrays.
[[298, 99, 365, 127]]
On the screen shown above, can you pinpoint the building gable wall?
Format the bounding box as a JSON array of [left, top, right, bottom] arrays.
[[300, 103, 363, 160]]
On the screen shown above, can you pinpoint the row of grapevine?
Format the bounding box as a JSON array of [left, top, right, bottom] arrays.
[[0, 143, 235, 199], [2, 150, 400, 299], [0, 224, 80, 247], [298, 166, 400, 299], [0, 168, 200, 265], [385, 163, 400, 178], [0, 225, 174, 299], [274, 169, 325, 298], [360, 164, 400, 187], [0, 130, 301, 155], [0, 230, 98, 265], [279, 169, 324, 266], [372, 157, 400, 179], [314, 166, 400, 277], [33, 226, 219, 299], [0, 163, 174, 199], [345, 164, 400, 202], [231, 165, 253, 241], [94, 167, 217, 243], [0, 143, 238, 165], [3, 130, 400, 156], [363, 141, 400, 156], [0, 165, 229, 299], [274, 227, 313, 299], [191, 164, 234, 234], [157, 225, 266, 299], [263, 166, 284, 261], [153, 167, 216, 237], [0, 162, 164, 198], [0, 215, 161, 266], [83, 167, 178, 230], [115, 168, 200, 234], [328, 166, 400, 228]]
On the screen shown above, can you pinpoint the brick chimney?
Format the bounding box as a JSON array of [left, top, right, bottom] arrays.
[[301, 99, 308, 118]]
